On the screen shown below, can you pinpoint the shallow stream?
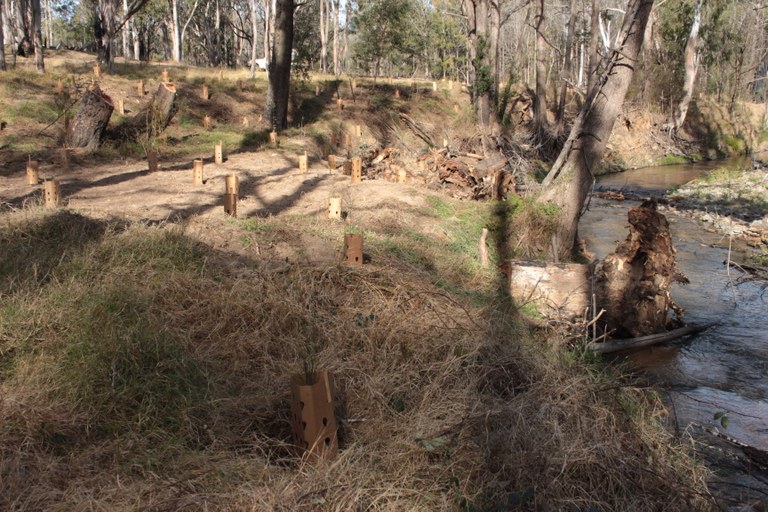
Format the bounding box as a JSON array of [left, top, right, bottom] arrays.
[[582, 161, 768, 507]]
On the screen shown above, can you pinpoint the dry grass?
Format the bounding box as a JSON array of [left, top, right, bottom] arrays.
[[0, 206, 714, 510]]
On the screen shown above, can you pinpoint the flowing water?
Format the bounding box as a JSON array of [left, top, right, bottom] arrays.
[[581, 161, 768, 507]]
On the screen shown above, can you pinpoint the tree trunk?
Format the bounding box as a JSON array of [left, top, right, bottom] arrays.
[[596, 200, 688, 338], [249, 0, 259, 77], [465, 0, 496, 131], [32, 0, 43, 72], [586, 0, 601, 93], [533, 0, 548, 132], [538, 0, 655, 260], [265, 0, 293, 130], [67, 85, 114, 150], [170, 0, 181, 61], [555, 0, 577, 125], [319, 0, 327, 73], [332, 0, 339, 75], [0, 1, 6, 72], [671, 0, 702, 131]]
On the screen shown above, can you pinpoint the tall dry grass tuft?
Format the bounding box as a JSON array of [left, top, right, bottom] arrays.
[[0, 209, 713, 510]]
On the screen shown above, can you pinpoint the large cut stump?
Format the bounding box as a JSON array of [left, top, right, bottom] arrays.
[[67, 85, 114, 150], [117, 83, 177, 140], [596, 199, 688, 338], [143, 82, 177, 136]]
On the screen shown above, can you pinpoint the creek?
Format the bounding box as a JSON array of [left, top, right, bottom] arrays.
[[581, 160, 768, 508]]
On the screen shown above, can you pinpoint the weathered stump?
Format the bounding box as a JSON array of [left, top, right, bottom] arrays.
[[596, 199, 688, 338], [66, 85, 114, 150], [118, 83, 177, 141]]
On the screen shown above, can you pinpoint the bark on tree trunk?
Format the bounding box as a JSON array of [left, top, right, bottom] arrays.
[[555, 0, 577, 125], [265, 0, 293, 130], [596, 200, 688, 338], [586, 0, 601, 94], [319, 0, 327, 73], [32, 0, 43, 72], [465, 0, 497, 132], [671, 0, 702, 131], [249, 0, 259, 77], [67, 85, 114, 150], [0, 2, 6, 71], [538, 0, 655, 260], [171, 0, 181, 61], [533, 0, 548, 132]]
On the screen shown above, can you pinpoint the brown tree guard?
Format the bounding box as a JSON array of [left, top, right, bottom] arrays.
[[44, 180, 60, 208], [225, 174, 239, 194], [214, 142, 223, 164], [315, 84, 320, 96], [147, 151, 158, 172], [432, 81, 437, 91], [26, 159, 39, 185], [395, 89, 400, 98], [93, 64, 100, 78], [193, 159, 204, 185], [162, 69, 169, 82], [66, 85, 114, 151], [354, 124, 361, 138], [327, 154, 336, 171], [224, 174, 239, 217], [269, 131, 278, 147], [336, 98, 344, 110], [116, 98, 125, 115], [328, 197, 341, 220], [352, 78, 357, 90], [242, 116, 249, 127], [218, 68, 224, 81], [201, 84, 209, 100], [397, 168, 406, 184], [299, 154, 308, 173], [137, 80, 144, 96], [351, 157, 362, 182], [343, 133, 351, 147], [290, 370, 338, 460], [55, 80, 64, 94], [203, 115, 211, 129], [343, 234, 363, 264]]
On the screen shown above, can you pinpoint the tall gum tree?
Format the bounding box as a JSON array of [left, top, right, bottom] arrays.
[[265, 0, 294, 130], [537, 0, 655, 260]]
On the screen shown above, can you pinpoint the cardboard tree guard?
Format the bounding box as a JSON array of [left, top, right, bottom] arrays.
[[290, 369, 339, 460]]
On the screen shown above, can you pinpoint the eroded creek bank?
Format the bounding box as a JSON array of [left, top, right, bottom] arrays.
[[584, 161, 768, 509]]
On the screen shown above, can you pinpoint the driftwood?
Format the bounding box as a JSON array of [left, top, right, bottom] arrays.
[[587, 323, 714, 354], [67, 85, 114, 150]]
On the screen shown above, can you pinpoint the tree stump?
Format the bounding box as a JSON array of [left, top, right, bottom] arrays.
[[66, 85, 114, 150], [596, 199, 688, 338], [118, 83, 177, 141]]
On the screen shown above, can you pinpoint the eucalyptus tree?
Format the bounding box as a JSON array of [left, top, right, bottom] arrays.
[[538, 0, 655, 259], [0, 0, 5, 71], [91, 0, 150, 66]]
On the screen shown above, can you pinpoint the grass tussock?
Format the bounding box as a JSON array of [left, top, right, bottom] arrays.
[[0, 207, 714, 510]]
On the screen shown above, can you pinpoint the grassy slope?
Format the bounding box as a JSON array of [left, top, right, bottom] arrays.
[[0, 54, 713, 510]]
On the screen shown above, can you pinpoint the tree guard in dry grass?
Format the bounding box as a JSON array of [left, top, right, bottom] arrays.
[[596, 200, 688, 338], [67, 85, 114, 150]]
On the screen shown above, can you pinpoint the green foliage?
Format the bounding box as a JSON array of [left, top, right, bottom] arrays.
[[352, 0, 426, 76], [471, 36, 493, 97]]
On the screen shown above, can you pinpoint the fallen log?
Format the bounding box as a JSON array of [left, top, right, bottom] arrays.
[[586, 323, 714, 354], [67, 84, 114, 150]]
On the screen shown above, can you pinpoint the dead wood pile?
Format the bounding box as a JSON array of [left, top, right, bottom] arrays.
[[359, 146, 518, 200]]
